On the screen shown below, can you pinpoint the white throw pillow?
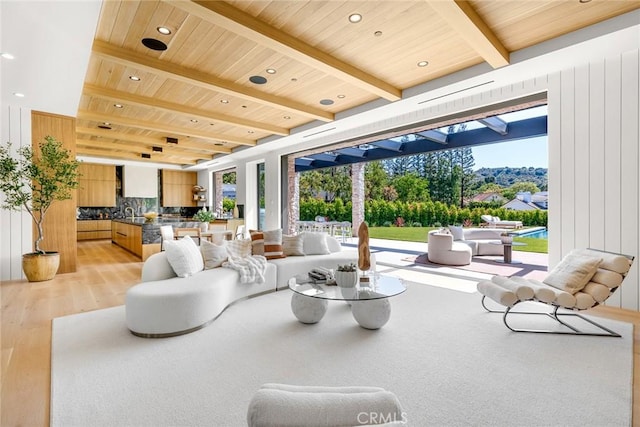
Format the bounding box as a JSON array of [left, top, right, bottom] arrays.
[[543, 253, 602, 293], [200, 240, 228, 269], [164, 235, 204, 278], [282, 234, 305, 256], [302, 232, 330, 255], [227, 238, 252, 260], [448, 225, 464, 241]]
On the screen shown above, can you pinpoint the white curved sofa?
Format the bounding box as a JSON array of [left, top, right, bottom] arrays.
[[125, 235, 371, 338]]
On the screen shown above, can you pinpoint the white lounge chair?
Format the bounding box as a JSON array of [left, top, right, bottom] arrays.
[[480, 214, 523, 229], [477, 248, 634, 337]]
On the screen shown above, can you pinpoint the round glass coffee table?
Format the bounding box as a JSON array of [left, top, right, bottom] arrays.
[[288, 275, 406, 329]]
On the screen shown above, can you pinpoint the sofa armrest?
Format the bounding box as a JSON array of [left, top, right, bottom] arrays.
[[141, 252, 177, 282]]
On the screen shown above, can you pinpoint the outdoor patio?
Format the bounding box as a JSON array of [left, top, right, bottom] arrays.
[[343, 238, 549, 294]]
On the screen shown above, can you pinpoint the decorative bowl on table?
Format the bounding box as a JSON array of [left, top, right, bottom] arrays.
[[143, 212, 158, 222]]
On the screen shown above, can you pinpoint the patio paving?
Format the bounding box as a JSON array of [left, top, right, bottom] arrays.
[[343, 238, 549, 294]]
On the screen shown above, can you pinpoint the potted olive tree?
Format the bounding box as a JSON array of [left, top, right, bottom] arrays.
[[193, 207, 215, 232], [0, 136, 79, 281]]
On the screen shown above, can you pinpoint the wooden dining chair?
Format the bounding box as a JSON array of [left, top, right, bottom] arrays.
[[174, 227, 201, 245]]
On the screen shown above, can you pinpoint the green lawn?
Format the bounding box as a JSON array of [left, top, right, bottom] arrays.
[[368, 226, 548, 254]]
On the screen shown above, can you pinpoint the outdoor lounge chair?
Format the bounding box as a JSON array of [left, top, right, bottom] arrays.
[[477, 248, 634, 337], [480, 214, 523, 229]]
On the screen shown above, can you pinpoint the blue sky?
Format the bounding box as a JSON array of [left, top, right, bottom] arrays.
[[471, 136, 548, 169]]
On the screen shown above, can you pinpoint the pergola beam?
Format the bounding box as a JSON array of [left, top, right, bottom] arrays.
[[477, 116, 508, 135]]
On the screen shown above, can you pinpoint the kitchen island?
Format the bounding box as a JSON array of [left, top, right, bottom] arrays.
[[112, 217, 201, 261]]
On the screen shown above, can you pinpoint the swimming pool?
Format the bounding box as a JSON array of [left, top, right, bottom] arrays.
[[519, 229, 548, 239]]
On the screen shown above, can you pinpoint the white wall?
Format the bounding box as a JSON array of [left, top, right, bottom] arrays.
[[548, 49, 639, 310], [1, 106, 33, 280]]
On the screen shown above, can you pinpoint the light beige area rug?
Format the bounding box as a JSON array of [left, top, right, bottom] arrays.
[[52, 283, 632, 427]]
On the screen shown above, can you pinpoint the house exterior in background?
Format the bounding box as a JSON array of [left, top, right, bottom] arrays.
[[503, 191, 548, 211], [471, 192, 505, 203]]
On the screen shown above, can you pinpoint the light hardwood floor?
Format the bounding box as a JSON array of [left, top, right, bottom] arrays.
[[1, 240, 638, 426]]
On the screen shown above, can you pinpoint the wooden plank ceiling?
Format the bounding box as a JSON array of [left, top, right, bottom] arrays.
[[77, 0, 638, 167]]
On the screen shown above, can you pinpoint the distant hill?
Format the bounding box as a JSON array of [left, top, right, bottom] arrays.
[[475, 167, 548, 189]]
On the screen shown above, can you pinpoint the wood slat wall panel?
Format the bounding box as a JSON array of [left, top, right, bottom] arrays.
[[588, 60, 606, 251], [31, 111, 77, 274], [547, 72, 562, 273], [620, 50, 639, 310], [559, 68, 576, 256], [573, 64, 590, 250]]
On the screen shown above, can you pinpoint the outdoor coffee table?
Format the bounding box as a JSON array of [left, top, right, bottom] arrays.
[[288, 275, 406, 329], [490, 241, 527, 264]]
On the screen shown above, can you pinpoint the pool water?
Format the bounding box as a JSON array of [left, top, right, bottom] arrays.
[[520, 229, 548, 239]]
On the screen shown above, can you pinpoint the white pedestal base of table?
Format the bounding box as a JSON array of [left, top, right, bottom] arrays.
[[351, 298, 391, 329], [291, 292, 327, 324]]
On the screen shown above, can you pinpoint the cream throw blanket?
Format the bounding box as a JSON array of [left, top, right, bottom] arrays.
[[223, 255, 268, 284]]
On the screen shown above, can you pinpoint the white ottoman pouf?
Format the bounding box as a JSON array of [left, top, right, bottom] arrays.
[[291, 292, 328, 324], [247, 383, 404, 427], [352, 297, 391, 329]]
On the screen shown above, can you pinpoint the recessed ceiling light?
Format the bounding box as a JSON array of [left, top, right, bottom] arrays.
[[348, 13, 362, 23], [210, 123, 215, 126], [291, 78, 298, 82], [337, 94, 346, 99], [374, 31, 382, 37], [129, 75, 140, 81], [417, 61, 429, 67], [319, 99, 334, 105], [103, 122, 111, 126], [13, 92, 25, 98], [1, 52, 15, 60], [249, 75, 267, 84], [283, 116, 291, 120], [114, 103, 123, 108], [141, 38, 167, 51], [266, 68, 276, 74], [247, 130, 254, 134], [157, 26, 172, 35], [190, 119, 198, 123], [242, 105, 248, 108], [220, 99, 229, 104]]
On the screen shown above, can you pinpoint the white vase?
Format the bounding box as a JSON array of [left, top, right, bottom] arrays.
[[335, 271, 358, 288], [200, 222, 209, 232]]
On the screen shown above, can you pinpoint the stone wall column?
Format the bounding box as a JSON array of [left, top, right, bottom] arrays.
[[214, 171, 223, 216], [287, 156, 299, 235], [351, 163, 365, 237]]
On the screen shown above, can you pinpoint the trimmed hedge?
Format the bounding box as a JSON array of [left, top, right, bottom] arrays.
[[299, 198, 547, 227]]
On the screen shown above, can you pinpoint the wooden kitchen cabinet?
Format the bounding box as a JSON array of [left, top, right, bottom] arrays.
[[111, 221, 142, 257], [161, 170, 197, 207], [77, 163, 116, 207], [77, 220, 112, 240]]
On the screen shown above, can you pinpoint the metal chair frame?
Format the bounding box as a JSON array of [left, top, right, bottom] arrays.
[[480, 248, 634, 338]]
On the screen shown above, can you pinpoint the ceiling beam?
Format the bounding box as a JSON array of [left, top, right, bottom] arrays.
[[427, 0, 509, 68], [83, 84, 289, 136], [370, 140, 404, 152], [77, 111, 255, 146], [173, 0, 401, 101], [76, 127, 231, 155], [92, 40, 333, 122], [76, 147, 196, 166], [77, 139, 209, 162]]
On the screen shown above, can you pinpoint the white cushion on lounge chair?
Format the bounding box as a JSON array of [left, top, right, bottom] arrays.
[[477, 280, 518, 307], [543, 252, 601, 293], [492, 276, 534, 300]]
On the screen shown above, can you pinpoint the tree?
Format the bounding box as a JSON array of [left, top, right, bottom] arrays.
[[364, 161, 388, 200], [477, 183, 503, 194], [390, 173, 430, 202], [0, 136, 79, 253], [456, 147, 476, 207], [222, 171, 236, 183]]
